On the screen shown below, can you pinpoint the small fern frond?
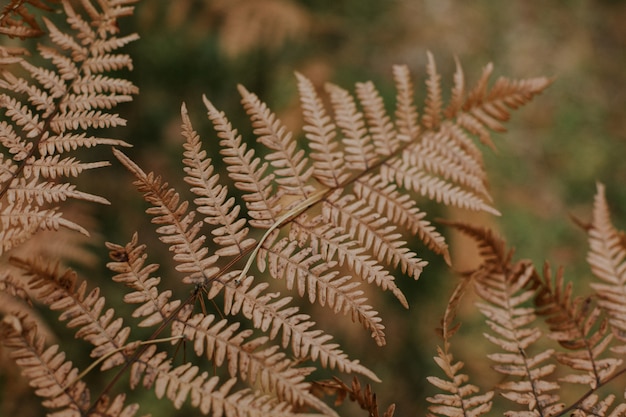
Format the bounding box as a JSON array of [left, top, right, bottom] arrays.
[[203, 95, 283, 230], [239, 84, 317, 200], [315, 377, 396, 417], [180, 103, 257, 258], [453, 223, 564, 416], [0, 313, 92, 415], [113, 148, 220, 286], [106, 234, 182, 329], [587, 183, 626, 343], [534, 263, 622, 388], [422, 51, 443, 130], [173, 306, 336, 415], [392, 64, 420, 142], [428, 275, 494, 417], [130, 344, 305, 417], [259, 235, 387, 345], [326, 82, 378, 171], [205, 274, 380, 381], [0, 0, 138, 254], [296, 72, 348, 188], [356, 80, 399, 156], [10, 256, 132, 371], [324, 192, 427, 280]]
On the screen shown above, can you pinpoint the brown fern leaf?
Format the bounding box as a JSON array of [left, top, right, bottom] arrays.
[[239, 84, 317, 200], [0, 0, 137, 253], [203, 95, 283, 230], [205, 273, 380, 381], [290, 212, 408, 307], [113, 149, 220, 286], [534, 263, 621, 388], [0, 312, 140, 417], [130, 344, 306, 417], [422, 51, 443, 130], [570, 394, 626, 417], [0, 0, 59, 39], [314, 376, 396, 417], [296, 72, 348, 188], [452, 223, 564, 417], [587, 183, 626, 344], [180, 103, 257, 258], [326, 82, 379, 171], [427, 276, 494, 417], [10, 256, 133, 371], [258, 234, 387, 345], [106, 234, 182, 329], [172, 305, 338, 415], [392, 64, 420, 142]]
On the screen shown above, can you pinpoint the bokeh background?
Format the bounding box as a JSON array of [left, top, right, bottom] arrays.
[[4, 1, 626, 416]]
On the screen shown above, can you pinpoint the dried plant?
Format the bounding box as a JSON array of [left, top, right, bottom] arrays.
[[8, 1, 625, 417]]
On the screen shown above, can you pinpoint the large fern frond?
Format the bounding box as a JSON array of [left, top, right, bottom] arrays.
[[0, 0, 137, 253]]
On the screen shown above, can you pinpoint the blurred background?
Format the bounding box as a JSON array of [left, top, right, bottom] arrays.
[[5, 0, 626, 416]]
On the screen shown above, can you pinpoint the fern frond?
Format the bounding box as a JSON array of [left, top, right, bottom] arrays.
[[570, 394, 626, 417], [453, 223, 564, 416], [296, 72, 348, 188], [239, 84, 316, 200], [315, 377, 396, 417], [534, 263, 621, 388], [392, 64, 420, 142], [259, 235, 387, 345], [356, 80, 399, 156], [130, 344, 307, 417], [173, 306, 337, 415], [206, 274, 380, 381], [10, 256, 132, 371], [291, 213, 408, 307], [422, 51, 443, 130], [0, 313, 91, 415], [203, 95, 283, 229], [180, 102, 257, 258], [326, 82, 378, 171], [587, 183, 626, 343], [106, 234, 182, 329], [456, 63, 552, 148], [0, 0, 138, 253], [428, 274, 494, 417], [356, 173, 449, 261], [113, 148, 220, 286], [324, 192, 427, 280]]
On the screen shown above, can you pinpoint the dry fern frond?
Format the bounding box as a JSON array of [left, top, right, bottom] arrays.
[[534, 263, 621, 388], [314, 376, 396, 417], [129, 344, 303, 417], [451, 223, 564, 417], [0, 0, 59, 39], [0, 0, 137, 253], [10, 256, 133, 371], [110, 57, 549, 413], [587, 183, 626, 344], [0, 312, 140, 417], [427, 275, 494, 417]]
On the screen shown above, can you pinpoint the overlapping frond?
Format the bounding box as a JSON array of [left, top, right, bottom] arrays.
[[129, 344, 298, 417], [427, 278, 494, 417], [0, 0, 137, 253], [452, 223, 563, 417], [587, 183, 626, 343], [534, 263, 621, 388], [113, 149, 220, 286], [10, 256, 132, 371], [0, 312, 140, 417]]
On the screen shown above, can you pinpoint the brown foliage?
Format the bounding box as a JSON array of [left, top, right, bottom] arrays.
[[14, 2, 626, 417]]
